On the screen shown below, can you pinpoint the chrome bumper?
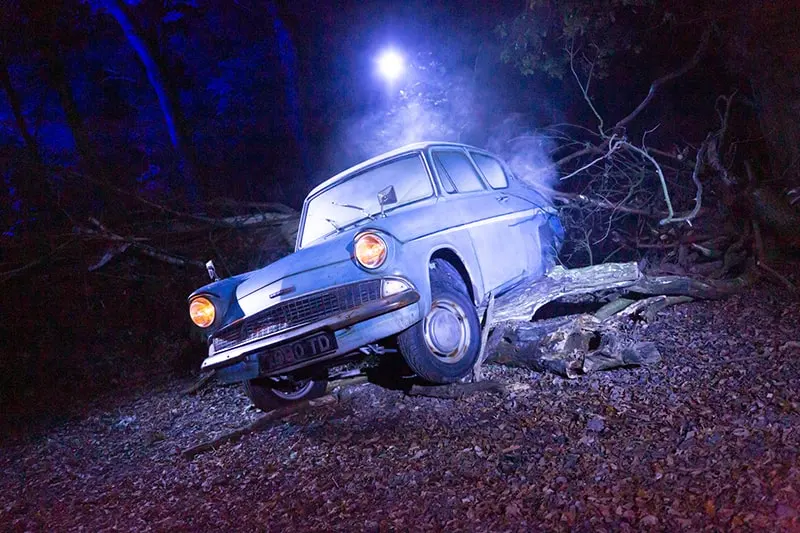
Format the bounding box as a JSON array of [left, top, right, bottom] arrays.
[[201, 289, 420, 371]]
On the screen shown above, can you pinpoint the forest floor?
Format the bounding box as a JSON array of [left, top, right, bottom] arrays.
[[1, 277, 799, 532]]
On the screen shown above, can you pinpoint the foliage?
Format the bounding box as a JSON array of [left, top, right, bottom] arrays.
[[497, 0, 659, 80]]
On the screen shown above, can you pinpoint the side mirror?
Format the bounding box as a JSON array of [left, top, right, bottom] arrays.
[[377, 185, 397, 217], [206, 260, 221, 281]]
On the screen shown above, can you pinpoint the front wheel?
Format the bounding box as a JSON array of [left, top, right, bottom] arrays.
[[398, 259, 481, 384], [244, 377, 328, 411]]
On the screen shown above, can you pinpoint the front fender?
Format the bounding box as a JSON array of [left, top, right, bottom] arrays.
[[188, 274, 250, 340]]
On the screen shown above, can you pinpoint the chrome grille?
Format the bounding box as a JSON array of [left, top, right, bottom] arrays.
[[213, 279, 382, 352]]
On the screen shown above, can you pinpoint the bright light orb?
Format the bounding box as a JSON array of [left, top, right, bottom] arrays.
[[377, 49, 405, 82]]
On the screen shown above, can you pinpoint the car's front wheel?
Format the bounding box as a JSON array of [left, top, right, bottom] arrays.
[[398, 259, 481, 384], [244, 377, 328, 411]]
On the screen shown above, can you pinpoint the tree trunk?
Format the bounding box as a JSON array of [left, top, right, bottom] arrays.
[[0, 57, 36, 152], [753, 74, 800, 188], [43, 49, 95, 170], [0, 55, 50, 212], [102, 0, 199, 201], [267, 2, 308, 175]]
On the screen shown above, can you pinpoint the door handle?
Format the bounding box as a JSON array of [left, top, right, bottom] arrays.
[[496, 194, 509, 203]]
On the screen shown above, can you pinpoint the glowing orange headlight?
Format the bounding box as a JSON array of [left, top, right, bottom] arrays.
[[354, 233, 387, 269], [189, 297, 216, 328]]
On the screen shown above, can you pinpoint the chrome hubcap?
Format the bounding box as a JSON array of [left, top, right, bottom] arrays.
[[270, 378, 314, 400], [423, 298, 470, 363]]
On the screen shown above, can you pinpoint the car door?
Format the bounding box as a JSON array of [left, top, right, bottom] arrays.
[[470, 151, 554, 279], [428, 148, 527, 294]]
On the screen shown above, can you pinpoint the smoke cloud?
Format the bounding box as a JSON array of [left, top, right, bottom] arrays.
[[485, 115, 559, 195], [330, 58, 558, 203]]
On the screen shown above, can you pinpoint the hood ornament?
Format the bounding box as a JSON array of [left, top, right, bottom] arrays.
[[270, 286, 296, 298]]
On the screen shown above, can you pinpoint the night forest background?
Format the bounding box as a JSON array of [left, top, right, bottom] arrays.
[[2, 0, 799, 424]]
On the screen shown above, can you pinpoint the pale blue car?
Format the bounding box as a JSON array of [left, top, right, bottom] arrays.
[[188, 142, 563, 409]]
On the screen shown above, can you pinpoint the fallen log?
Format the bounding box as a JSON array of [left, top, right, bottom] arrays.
[[82, 218, 206, 271], [182, 395, 338, 459], [616, 295, 694, 323], [493, 263, 642, 323], [493, 262, 750, 324], [407, 380, 506, 399], [486, 314, 661, 378], [484, 261, 752, 378], [180, 371, 216, 396], [182, 376, 369, 459]]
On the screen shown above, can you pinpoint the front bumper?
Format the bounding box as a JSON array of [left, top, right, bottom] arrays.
[[200, 289, 421, 374]]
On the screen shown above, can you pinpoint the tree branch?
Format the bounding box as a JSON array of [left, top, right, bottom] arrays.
[[568, 41, 605, 135], [614, 28, 711, 131], [560, 135, 621, 181], [83, 218, 206, 270], [659, 137, 707, 225], [617, 140, 679, 225], [70, 171, 295, 229]]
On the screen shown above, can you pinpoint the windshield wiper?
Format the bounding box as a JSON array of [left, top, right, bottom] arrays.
[[330, 200, 375, 220], [324, 218, 341, 232]]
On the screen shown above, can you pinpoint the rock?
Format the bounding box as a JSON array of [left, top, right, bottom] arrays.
[[640, 515, 659, 526], [587, 417, 605, 432]]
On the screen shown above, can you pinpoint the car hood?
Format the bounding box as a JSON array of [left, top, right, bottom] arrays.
[[235, 229, 359, 302]]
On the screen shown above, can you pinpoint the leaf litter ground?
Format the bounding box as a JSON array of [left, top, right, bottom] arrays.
[[1, 280, 798, 531]]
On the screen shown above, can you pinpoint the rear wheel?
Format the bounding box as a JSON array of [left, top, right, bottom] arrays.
[[244, 377, 327, 411], [398, 259, 481, 384]]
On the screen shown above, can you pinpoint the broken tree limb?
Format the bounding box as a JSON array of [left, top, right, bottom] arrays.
[[471, 291, 495, 382], [618, 295, 694, 323], [594, 297, 636, 321], [494, 262, 751, 324], [407, 380, 507, 399], [204, 198, 297, 215], [72, 170, 296, 230], [182, 395, 338, 459], [180, 371, 216, 396], [493, 263, 642, 323], [486, 314, 661, 379], [627, 273, 750, 299], [182, 376, 370, 459], [485, 260, 753, 378], [83, 218, 206, 270]]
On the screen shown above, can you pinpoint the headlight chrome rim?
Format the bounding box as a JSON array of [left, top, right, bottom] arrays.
[[189, 296, 216, 328], [354, 232, 388, 269]]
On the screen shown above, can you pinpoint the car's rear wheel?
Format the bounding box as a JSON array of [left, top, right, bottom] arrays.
[[244, 376, 327, 411], [398, 259, 481, 384]]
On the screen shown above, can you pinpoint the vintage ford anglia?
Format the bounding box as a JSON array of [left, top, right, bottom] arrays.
[[188, 142, 563, 410]]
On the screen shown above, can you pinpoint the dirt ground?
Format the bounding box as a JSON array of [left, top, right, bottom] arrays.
[[1, 280, 799, 532]]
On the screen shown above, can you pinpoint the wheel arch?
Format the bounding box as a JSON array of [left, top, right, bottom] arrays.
[[428, 247, 480, 305]]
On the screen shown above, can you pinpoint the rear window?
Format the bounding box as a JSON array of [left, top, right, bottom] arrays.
[[432, 150, 484, 193], [471, 153, 509, 189]]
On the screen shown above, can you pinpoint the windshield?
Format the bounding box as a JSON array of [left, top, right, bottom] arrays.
[[299, 153, 433, 248]]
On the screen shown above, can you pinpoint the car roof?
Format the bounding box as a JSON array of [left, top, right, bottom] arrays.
[[306, 141, 487, 199]]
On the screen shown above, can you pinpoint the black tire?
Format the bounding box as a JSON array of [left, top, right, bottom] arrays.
[[398, 259, 481, 384], [244, 377, 327, 411]]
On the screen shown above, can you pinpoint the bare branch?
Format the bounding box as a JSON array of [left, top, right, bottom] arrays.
[[615, 140, 691, 226], [560, 135, 622, 181], [568, 41, 605, 135], [664, 138, 707, 225], [83, 218, 206, 270], [614, 28, 711, 131], [70, 171, 295, 229]]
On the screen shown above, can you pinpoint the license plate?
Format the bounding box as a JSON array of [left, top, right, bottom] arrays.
[[259, 331, 337, 373]]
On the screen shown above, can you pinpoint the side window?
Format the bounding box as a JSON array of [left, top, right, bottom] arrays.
[[432, 150, 485, 193], [471, 153, 509, 189]]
